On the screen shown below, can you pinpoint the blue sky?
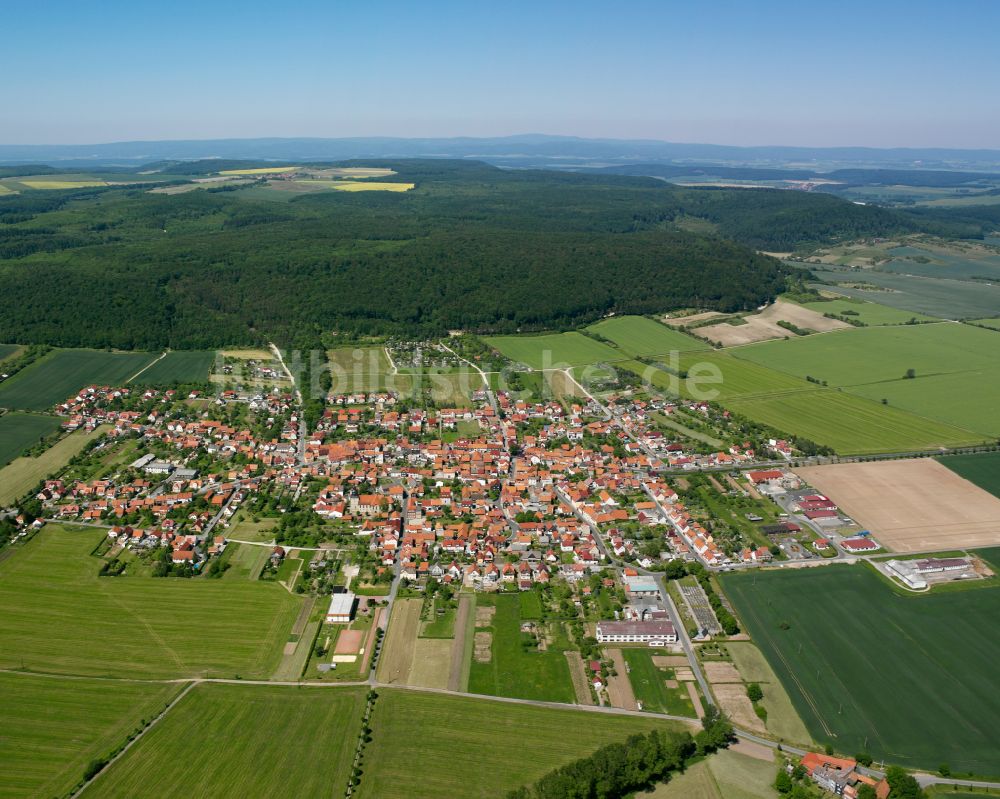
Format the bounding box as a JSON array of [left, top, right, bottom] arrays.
[[2, 0, 997, 147]]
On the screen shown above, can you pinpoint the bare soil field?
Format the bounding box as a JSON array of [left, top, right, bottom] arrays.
[[334, 629, 363, 655], [473, 631, 492, 663], [703, 661, 742, 683], [376, 599, 421, 685], [713, 683, 766, 734], [699, 300, 850, 346], [605, 649, 638, 710], [662, 311, 724, 327], [795, 459, 1000, 551]]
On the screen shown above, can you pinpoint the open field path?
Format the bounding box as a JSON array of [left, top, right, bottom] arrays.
[[123, 350, 167, 383]]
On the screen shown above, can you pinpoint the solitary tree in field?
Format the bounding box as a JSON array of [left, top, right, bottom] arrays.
[[905, 368, 916, 379]]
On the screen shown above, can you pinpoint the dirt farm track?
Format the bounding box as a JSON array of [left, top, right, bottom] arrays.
[[795, 459, 1000, 552]]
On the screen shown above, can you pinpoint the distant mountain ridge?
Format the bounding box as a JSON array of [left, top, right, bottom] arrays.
[[2, 135, 1000, 171]]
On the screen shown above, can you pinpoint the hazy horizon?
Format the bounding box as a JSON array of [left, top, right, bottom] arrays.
[[4, 0, 998, 149]]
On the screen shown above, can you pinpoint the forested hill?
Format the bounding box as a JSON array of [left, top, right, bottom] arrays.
[[0, 159, 930, 349]]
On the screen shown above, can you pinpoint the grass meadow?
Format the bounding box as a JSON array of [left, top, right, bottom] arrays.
[[485, 332, 625, 369], [129, 350, 215, 385], [937, 451, 1000, 499], [0, 528, 301, 679], [793, 297, 938, 326], [722, 564, 1000, 774], [0, 348, 158, 411], [0, 672, 179, 799], [467, 593, 576, 703], [92, 683, 367, 798], [0, 411, 62, 466], [0, 343, 18, 361], [586, 315, 709, 356], [356, 688, 690, 799], [622, 648, 696, 716]]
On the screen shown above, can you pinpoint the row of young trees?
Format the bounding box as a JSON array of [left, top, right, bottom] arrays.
[[505, 709, 734, 799]]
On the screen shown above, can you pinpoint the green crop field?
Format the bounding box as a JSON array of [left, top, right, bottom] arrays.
[[586, 315, 709, 356], [970, 318, 1000, 331], [722, 564, 1000, 774], [129, 350, 215, 385], [937, 452, 1000, 499], [622, 648, 696, 716], [0, 411, 62, 466], [0, 528, 301, 679], [812, 269, 1000, 321], [734, 323, 996, 388], [467, 593, 576, 703], [792, 297, 938, 326], [92, 683, 366, 798], [848, 370, 1000, 437], [673, 352, 812, 400], [356, 688, 690, 799], [0, 348, 158, 411], [729, 390, 984, 453], [0, 672, 179, 799], [485, 331, 625, 369]]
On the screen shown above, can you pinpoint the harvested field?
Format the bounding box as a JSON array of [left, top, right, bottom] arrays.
[[795, 459, 1000, 551], [699, 300, 849, 346], [606, 648, 638, 710], [713, 683, 766, 734], [565, 651, 595, 705], [703, 661, 742, 683], [674, 667, 695, 681], [651, 655, 690, 668], [730, 739, 776, 762], [409, 638, 453, 689], [376, 598, 421, 685], [334, 629, 363, 655], [218, 348, 273, 360]]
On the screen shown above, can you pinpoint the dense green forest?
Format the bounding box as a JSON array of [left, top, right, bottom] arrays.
[[0, 159, 988, 349]]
